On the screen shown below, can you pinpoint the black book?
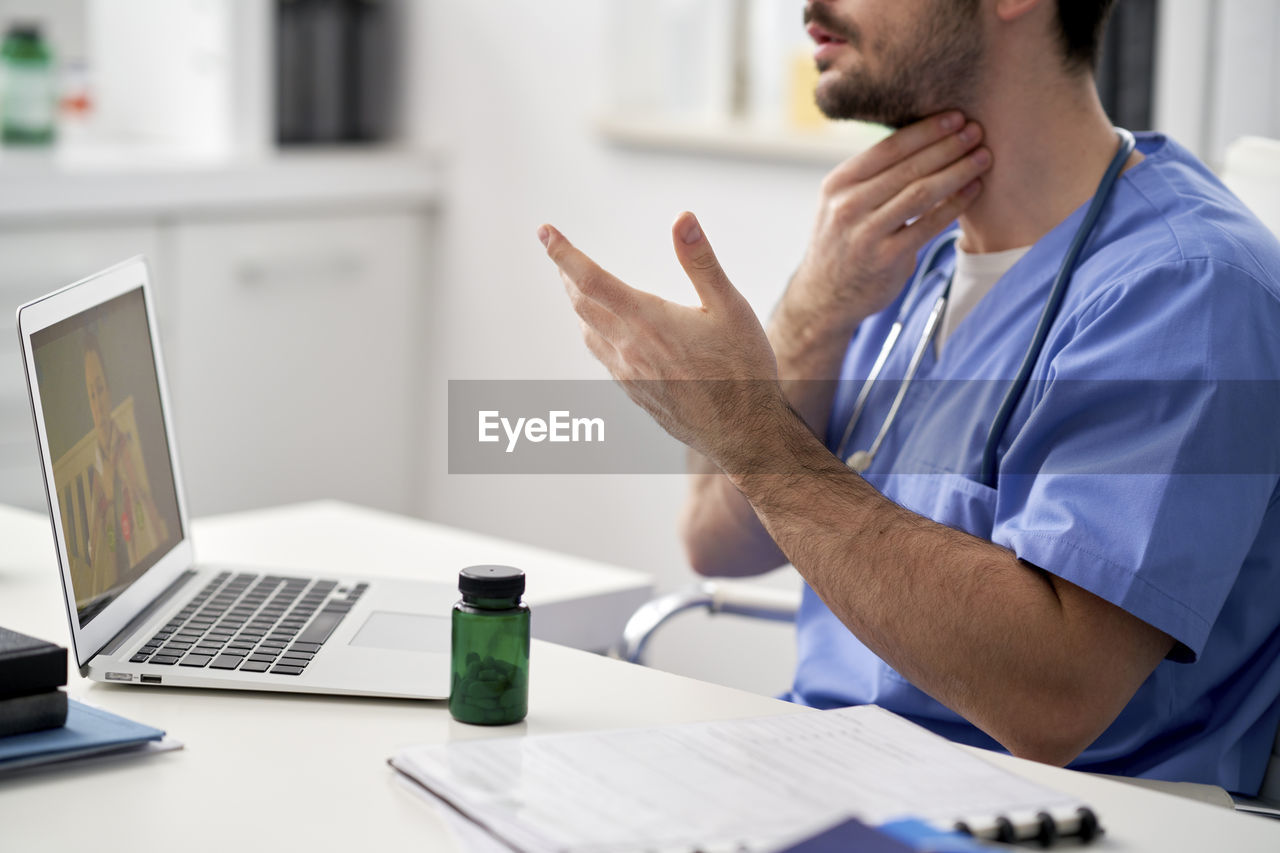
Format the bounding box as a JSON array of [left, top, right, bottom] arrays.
[[0, 627, 67, 700], [0, 690, 68, 738]]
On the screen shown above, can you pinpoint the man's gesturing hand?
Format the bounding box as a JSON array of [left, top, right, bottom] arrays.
[[538, 212, 785, 472], [786, 111, 991, 329]]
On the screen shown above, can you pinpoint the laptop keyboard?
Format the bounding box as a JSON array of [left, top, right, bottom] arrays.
[[128, 571, 367, 676]]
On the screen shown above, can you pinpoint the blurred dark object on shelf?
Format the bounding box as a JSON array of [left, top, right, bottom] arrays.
[[276, 0, 395, 145], [1096, 0, 1157, 132]]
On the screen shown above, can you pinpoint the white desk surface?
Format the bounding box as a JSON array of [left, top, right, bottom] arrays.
[[2, 504, 1279, 851]]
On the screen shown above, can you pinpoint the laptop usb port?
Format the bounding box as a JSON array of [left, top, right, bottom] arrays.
[[140, 674, 162, 685]]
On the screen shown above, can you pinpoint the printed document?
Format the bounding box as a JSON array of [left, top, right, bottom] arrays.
[[390, 705, 1086, 852]]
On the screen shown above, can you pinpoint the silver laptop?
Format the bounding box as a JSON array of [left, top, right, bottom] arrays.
[[16, 256, 453, 699]]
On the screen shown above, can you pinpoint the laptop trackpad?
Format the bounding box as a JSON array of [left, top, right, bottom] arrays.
[[348, 611, 449, 653]]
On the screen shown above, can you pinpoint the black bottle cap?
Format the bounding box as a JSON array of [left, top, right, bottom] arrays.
[[6, 23, 41, 41], [459, 565, 525, 599]]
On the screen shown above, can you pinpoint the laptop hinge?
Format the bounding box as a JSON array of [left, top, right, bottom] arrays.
[[86, 569, 198, 677]]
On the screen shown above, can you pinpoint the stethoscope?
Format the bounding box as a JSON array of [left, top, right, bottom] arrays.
[[834, 128, 1137, 488]]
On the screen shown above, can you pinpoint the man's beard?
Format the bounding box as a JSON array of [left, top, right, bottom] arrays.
[[805, 2, 983, 129]]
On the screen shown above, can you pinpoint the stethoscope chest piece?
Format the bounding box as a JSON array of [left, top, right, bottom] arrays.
[[846, 449, 873, 473]]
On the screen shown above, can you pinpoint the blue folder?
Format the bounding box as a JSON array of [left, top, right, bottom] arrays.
[[779, 817, 994, 853], [0, 699, 165, 772]]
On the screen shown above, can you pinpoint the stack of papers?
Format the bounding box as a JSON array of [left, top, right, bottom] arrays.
[[391, 705, 1094, 852]]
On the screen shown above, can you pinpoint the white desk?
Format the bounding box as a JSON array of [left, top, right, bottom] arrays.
[[2, 504, 1279, 851]]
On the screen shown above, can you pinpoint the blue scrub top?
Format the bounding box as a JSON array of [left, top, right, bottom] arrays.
[[784, 134, 1280, 795]]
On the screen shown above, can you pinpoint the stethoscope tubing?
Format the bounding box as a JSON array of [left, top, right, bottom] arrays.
[[833, 231, 960, 462], [977, 128, 1136, 485]]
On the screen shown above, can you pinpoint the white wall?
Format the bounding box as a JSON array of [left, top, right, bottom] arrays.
[[1154, 0, 1280, 167], [403, 0, 822, 695]]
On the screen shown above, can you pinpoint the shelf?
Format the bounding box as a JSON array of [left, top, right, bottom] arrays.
[[596, 114, 889, 167], [0, 146, 444, 224]]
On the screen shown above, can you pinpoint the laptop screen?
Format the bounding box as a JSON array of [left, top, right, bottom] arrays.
[[29, 286, 184, 628]]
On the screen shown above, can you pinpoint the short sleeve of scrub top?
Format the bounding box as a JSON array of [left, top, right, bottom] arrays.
[[988, 257, 1280, 661]]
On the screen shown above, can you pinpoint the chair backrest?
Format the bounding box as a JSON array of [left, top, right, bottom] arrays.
[[1222, 136, 1280, 807], [1222, 136, 1280, 237]]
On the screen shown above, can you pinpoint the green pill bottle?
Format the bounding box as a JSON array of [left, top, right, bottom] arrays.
[[449, 565, 529, 725], [1, 23, 56, 146]]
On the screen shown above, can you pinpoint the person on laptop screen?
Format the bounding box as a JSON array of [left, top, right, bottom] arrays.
[[32, 286, 181, 624], [78, 329, 169, 601]]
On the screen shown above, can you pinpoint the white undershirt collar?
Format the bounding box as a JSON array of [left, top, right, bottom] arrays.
[[937, 242, 1033, 352]]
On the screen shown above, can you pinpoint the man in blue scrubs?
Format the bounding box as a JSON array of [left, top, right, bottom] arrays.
[[538, 0, 1280, 795]]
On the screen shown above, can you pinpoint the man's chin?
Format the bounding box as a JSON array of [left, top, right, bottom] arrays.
[[814, 95, 893, 127], [813, 78, 857, 122], [814, 81, 929, 128]]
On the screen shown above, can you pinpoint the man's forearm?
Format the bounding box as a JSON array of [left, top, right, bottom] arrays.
[[680, 273, 865, 576], [725, 401, 1172, 765], [681, 449, 788, 576]]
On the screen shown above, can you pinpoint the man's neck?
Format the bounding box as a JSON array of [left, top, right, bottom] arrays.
[[956, 72, 1136, 255]]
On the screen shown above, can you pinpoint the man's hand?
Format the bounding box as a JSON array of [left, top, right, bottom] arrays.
[[538, 213, 782, 473], [779, 111, 991, 344], [763, 111, 992, 439]]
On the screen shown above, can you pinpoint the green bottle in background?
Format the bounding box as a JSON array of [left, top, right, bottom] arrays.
[[449, 565, 530, 726], [1, 23, 56, 146]]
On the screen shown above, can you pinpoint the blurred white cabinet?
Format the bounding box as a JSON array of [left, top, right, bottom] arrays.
[[0, 153, 438, 518], [166, 212, 425, 517], [0, 155, 437, 518], [0, 224, 164, 509]]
